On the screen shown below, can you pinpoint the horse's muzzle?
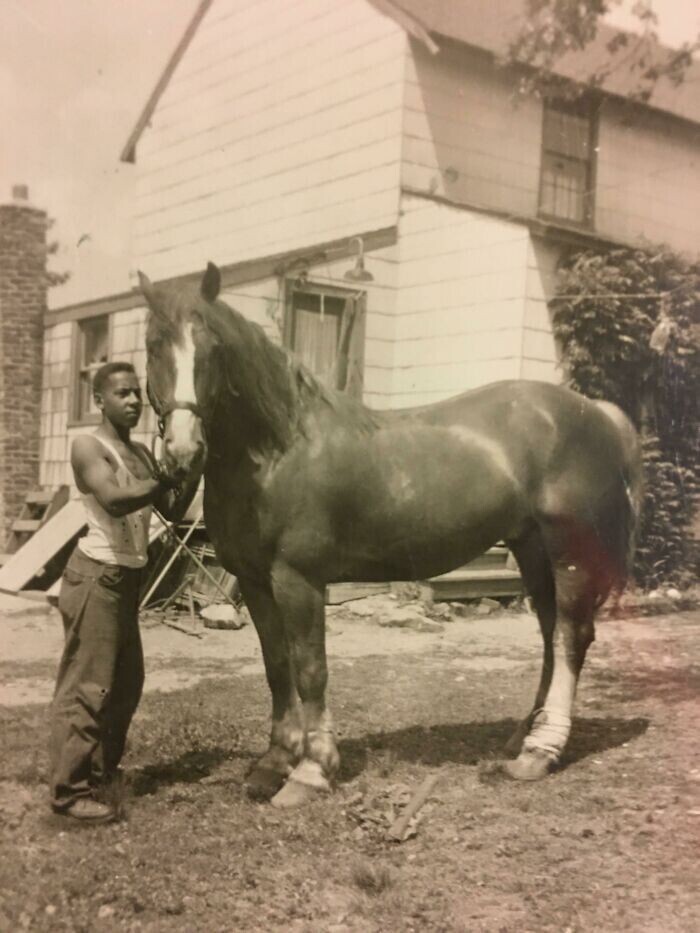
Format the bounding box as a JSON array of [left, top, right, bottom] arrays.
[[161, 409, 207, 479]]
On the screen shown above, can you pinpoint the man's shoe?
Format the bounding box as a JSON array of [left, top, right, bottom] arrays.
[[58, 798, 116, 824]]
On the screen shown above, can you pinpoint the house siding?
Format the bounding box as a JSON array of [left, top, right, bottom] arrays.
[[402, 40, 700, 257], [595, 100, 700, 253], [401, 42, 542, 220], [388, 194, 532, 407], [132, 0, 406, 282]]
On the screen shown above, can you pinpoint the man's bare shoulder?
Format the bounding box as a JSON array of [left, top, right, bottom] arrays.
[[71, 435, 112, 466]]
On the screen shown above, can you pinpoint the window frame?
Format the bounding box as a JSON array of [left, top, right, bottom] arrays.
[[68, 313, 113, 426], [283, 279, 364, 393], [538, 95, 598, 229]]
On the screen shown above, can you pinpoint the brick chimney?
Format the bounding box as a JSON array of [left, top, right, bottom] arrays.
[[0, 186, 48, 542]]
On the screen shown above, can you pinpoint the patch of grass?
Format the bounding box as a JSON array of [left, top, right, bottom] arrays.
[[351, 859, 395, 896]]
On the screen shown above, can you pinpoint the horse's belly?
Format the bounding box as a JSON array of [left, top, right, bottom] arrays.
[[326, 459, 525, 582]]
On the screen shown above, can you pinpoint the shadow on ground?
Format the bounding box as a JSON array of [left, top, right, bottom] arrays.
[[131, 747, 248, 796], [125, 714, 648, 796], [337, 715, 649, 782]]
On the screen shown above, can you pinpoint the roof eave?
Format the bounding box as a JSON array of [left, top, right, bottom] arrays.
[[120, 0, 214, 164]]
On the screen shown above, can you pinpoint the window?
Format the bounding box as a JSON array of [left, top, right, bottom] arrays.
[[72, 315, 110, 422], [539, 98, 597, 226], [285, 283, 366, 397]]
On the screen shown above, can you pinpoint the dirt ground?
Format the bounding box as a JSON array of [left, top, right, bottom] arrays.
[[0, 594, 698, 932]]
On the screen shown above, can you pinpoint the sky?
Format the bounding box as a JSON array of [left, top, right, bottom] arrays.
[[2, 0, 698, 309]]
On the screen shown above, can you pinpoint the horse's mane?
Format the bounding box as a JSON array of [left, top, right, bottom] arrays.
[[201, 301, 378, 451]]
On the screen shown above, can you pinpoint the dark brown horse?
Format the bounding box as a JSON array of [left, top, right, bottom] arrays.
[[141, 262, 642, 808]]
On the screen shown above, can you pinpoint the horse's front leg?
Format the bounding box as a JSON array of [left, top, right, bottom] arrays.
[[268, 560, 339, 809], [237, 577, 305, 800]]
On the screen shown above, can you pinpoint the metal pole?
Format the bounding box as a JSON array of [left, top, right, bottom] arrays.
[[140, 513, 201, 609], [152, 509, 238, 609]]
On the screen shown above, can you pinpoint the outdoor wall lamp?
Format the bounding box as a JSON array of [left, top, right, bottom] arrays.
[[344, 236, 374, 282]]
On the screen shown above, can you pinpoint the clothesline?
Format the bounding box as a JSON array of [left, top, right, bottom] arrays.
[[551, 283, 693, 301]]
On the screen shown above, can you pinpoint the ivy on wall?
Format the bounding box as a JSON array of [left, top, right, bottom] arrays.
[[550, 246, 700, 588]]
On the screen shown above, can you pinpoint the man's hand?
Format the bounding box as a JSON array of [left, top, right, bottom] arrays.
[[152, 460, 182, 491]]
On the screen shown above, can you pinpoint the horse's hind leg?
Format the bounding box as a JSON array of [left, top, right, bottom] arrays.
[[237, 577, 305, 800], [505, 523, 599, 781], [268, 560, 340, 809], [504, 528, 556, 758]]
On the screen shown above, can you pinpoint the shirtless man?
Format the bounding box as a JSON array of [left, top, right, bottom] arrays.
[[49, 361, 199, 823]]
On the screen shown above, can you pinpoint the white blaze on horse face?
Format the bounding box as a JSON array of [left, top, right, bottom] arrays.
[[169, 323, 200, 458]]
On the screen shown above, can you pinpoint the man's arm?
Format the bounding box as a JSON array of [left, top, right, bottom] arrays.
[[72, 436, 166, 517]]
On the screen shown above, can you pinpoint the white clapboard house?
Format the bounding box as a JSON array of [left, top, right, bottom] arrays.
[[29, 0, 698, 596]]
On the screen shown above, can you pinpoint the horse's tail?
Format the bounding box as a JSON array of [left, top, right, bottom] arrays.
[[595, 400, 644, 585]]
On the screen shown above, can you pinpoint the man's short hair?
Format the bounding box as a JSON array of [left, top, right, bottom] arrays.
[[93, 361, 137, 398]]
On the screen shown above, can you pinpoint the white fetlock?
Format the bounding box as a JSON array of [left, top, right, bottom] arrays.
[[287, 758, 331, 791], [522, 708, 572, 761]]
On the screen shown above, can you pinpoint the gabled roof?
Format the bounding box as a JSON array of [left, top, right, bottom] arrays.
[[121, 0, 700, 162], [121, 0, 214, 163], [391, 0, 700, 125]]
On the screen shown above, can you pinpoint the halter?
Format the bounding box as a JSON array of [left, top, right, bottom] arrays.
[[152, 400, 206, 460], [156, 400, 205, 436]]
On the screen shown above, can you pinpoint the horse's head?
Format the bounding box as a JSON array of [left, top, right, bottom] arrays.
[[140, 263, 223, 480]]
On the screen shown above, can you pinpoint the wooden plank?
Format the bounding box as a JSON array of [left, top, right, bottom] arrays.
[[11, 520, 42, 534], [426, 568, 523, 601], [24, 490, 55, 506], [326, 582, 391, 605], [0, 500, 87, 594]]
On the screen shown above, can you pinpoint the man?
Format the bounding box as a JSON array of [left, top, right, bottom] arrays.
[[49, 361, 199, 823]]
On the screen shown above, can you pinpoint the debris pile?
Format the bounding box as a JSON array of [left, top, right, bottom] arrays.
[[345, 774, 440, 844]]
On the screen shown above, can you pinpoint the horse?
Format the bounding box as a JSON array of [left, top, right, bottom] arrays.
[[141, 262, 642, 809]]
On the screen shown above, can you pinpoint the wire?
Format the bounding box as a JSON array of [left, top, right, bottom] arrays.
[[551, 282, 695, 301]]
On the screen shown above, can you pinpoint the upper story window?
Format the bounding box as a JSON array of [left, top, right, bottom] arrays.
[[285, 282, 366, 397], [539, 97, 597, 226], [71, 314, 110, 423]]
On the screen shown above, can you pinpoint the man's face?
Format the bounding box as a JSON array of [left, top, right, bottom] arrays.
[[96, 372, 143, 428]]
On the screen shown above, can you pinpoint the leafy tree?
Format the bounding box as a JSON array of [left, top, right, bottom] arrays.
[[45, 217, 70, 289], [551, 247, 700, 588], [505, 0, 699, 102]]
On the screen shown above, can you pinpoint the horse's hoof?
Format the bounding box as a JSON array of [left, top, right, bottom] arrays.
[[245, 767, 287, 801], [503, 748, 556, 781], [270, 778, 329, 809]]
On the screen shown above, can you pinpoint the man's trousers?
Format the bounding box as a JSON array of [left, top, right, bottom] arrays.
[[49, 547, 144, 811]]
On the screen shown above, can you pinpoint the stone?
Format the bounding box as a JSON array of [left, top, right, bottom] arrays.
[[476, 598, 501, 615], [200, 603, 246, 630], [378, 607, 426, 628], [345, 596, 397, 618], [411, 618, 444, 633], [449, 602, 474, 618]]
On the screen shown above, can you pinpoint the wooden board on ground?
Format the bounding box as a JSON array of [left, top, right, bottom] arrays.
[[0, 500, 87, 595], [326, 582, 391, 604], [426, 567, 523, 600]]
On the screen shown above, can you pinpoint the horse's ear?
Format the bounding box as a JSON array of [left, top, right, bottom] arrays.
[[138, 271, 157, 307], [201, 262, 221, 303]]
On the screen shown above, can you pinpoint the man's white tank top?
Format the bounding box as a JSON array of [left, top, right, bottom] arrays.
[[77, 435, 152, 569]]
